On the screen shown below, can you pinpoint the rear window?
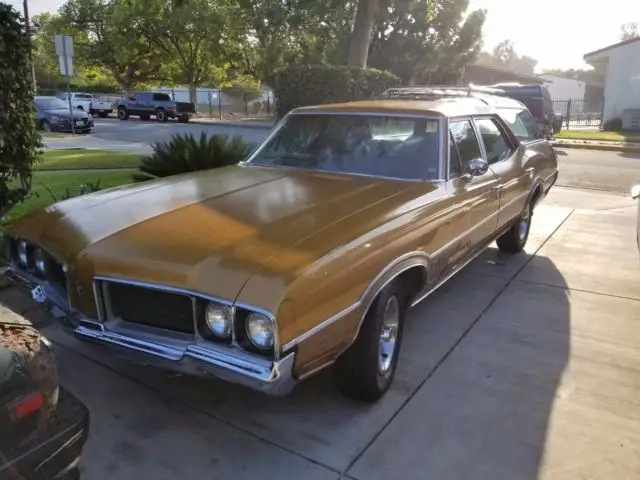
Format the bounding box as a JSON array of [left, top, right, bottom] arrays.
[[153, 93, 171, 101], [247, 114, 442, 181]]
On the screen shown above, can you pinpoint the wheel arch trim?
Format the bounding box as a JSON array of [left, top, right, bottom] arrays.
[[281, 251, 431, 353]]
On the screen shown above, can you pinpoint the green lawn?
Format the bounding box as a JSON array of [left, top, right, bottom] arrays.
[[3, 170, 134, 225], [38, 149, 144, 170], [555, 130, 640, 143]]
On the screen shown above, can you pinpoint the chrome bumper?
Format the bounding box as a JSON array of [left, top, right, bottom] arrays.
[[5, 268, 296, 396]]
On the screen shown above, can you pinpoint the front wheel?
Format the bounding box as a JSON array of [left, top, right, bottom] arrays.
[[156, 109, 168, 122], [117, 108, 129, 120], [497, 201, 532, 253], [333, 282, 406, 402], [41, 120, 52, 132]]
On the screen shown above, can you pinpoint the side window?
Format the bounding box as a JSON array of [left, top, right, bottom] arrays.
[[448, 133, 463, 178], [449, 120, 483, 170], [153, 93, 171, 101], [473, 118, 512, 164], [497, 108, 540, 142]]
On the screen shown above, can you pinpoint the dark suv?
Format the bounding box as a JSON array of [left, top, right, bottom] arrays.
[[116, 92, 196, 123], [488, 83, 557, 133]]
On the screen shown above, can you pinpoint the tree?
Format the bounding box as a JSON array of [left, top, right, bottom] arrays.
[[368, 0, 486, 84], [620, 22, 638, 41], [0, 3, 42, 217], [478, 38, 537, 75], [59, 0, 166, 90]]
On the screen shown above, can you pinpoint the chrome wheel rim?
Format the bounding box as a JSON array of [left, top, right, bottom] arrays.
[[378, 296, 400, 375], [519, 206, 530, 240]]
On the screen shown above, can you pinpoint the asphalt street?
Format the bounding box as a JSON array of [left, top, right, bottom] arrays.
[[44, 117, 639, 194]]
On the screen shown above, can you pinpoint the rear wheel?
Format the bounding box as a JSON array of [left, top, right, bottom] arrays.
[[497, 201, 532, 253], [156, 108, 168, 122], [117, 108, 129, 120], [333, 282, 406, 402]]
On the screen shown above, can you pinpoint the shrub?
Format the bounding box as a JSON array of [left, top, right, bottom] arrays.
[[0, 4, 43, 219], [133, 132, 253, 182], [271, 64, 401, 119]]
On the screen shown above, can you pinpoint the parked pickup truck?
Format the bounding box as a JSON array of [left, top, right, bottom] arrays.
[[58, 92, 114, 117], [116, 92, 196, 123]]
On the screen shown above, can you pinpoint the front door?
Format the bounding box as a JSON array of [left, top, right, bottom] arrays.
[[444, 119, 500, 272]]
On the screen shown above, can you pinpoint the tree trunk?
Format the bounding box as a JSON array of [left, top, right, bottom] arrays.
[[347, 0, 377, 68], [189, 84, 198, 108]]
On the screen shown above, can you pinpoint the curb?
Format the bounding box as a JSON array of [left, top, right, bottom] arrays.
[[551, 142, 640, 153], [188, 119, 275, 129]]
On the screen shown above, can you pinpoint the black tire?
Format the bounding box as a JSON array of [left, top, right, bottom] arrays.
[[496, 201, 532, 253], [333, 282, 406, 402], [156, 108, 168, 122], [41, 120, 52, 132], [178, 115, 190, 123], [117, 108, 129, 120]]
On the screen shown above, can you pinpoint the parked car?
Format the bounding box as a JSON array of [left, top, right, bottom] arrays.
[[6, 86, 558, 402], [632, 185, 640, 253], [33, 97, 94, 134], [488, 83, 556, 134], [58, 92, 114, 118], [0, 305, 89, 479], [116, 92, 195, 123]]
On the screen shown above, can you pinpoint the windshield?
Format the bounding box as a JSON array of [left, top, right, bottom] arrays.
[[247, 114, 441, 181], [35, 98, 70, 110]]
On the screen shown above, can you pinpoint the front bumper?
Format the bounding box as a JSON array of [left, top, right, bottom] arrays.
[[51, 119, 94, 132], [1, 387, 90, 480], [5, 268, 296, 397]]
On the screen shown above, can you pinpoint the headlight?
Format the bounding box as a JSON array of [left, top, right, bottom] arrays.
[[205, 303, 232, 339], [17, 241, 28, 265], [34, 248, 46, 274], [246, 312, 274, 350]]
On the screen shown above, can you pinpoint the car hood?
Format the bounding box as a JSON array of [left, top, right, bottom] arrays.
[[43, 108, 89, 119], [11, 165, 425, 305]]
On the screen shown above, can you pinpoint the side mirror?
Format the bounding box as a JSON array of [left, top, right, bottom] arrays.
[[465, 157, 489, 178]]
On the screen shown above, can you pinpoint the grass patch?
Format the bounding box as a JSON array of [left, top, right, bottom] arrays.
[[3, 170, 133, 225], [38, 149, 144, 170], [555, 130, 640, 142]]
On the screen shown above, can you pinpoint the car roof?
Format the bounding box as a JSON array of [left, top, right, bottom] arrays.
[[291, 86, 528, 118]]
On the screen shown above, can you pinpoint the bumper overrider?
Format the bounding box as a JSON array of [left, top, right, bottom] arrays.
[[5, 267, 296, 397]]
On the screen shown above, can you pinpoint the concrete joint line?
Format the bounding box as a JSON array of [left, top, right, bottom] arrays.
[[341, 207, 576, 478]]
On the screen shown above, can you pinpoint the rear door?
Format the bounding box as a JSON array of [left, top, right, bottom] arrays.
[[472, 116, 530, 230]]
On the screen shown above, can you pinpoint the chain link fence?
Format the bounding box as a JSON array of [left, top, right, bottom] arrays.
[[37, 87, 277, 122]]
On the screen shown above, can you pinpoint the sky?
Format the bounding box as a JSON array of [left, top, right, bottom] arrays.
[[8, 0, 640, 72]]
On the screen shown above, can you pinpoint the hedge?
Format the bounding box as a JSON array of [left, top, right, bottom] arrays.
[[0, 4, 42, 218], [271, 64, 401, 119]]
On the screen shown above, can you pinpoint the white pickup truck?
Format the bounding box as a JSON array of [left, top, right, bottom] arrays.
[[58, 92, 114, 117]]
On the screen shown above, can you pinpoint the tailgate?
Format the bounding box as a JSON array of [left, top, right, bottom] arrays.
[[176, 101, 196, 114]]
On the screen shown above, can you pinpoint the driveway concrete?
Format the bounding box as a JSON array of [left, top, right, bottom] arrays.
[[1, 185, 638, 479]]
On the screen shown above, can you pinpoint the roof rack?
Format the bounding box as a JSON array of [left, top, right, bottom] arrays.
[[378, 84, 506, 104]]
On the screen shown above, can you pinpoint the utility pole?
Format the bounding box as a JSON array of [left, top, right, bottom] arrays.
[[23, 0, 37, 93]]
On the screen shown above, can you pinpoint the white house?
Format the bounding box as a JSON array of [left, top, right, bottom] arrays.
[[539, 74, 585, 101], [584, 37, 640, 125]]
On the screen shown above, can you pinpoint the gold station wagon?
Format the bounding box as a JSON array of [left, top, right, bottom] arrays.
[[5, 86, 558, 402]]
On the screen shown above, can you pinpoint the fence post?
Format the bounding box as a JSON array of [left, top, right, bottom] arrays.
[[208, 91, 213, 118], [245, 92, 249, 117], [266, 92, 270, 115], [564, 99, 572, 130], [171, 88, 175, 101], [218, 90, 222, 120]]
